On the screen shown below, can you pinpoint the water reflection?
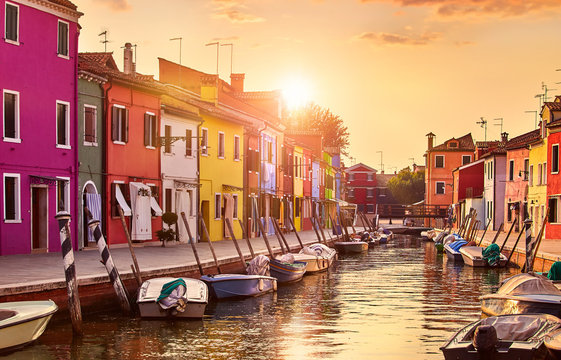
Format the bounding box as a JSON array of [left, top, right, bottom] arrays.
[[2, 236, 518, 359]]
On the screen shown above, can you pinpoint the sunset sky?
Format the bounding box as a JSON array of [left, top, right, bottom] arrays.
[[77, 0, 561, 172]]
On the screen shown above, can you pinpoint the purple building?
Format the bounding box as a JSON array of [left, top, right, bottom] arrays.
[[1, 0, 82, 255]]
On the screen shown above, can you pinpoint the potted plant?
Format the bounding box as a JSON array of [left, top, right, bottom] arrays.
[[156, 212, 178, 247]]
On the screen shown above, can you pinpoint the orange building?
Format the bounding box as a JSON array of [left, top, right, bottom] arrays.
[[424, 133, 475, 210]]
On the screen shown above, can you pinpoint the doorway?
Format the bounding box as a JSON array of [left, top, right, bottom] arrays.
[[31, 186, 48, 252]]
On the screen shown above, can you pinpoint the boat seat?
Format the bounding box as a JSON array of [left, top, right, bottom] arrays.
[[0, 309, 17, 321]]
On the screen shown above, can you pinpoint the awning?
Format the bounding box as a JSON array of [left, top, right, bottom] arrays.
[[115, 185, 132, 216], [150, 196, 163, 216]]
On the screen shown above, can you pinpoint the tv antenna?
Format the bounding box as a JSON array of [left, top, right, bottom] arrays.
[[98, 30, 109, 52], [205, 42, 219, 75], [493, 118, 503, 135], [476, 117, 488, 142], [170, 37, 182, 65], [221, 43, 234, 76]]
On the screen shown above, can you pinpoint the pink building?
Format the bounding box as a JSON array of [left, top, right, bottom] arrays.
[[1, 0, 82, 255]]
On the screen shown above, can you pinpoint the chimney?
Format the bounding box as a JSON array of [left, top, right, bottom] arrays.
[[201, 74, 219, 104], [123, 43, 134, 75], [501, 132, 509, 143], [230, 73, 245, 92], [426, 132, 436, 150]]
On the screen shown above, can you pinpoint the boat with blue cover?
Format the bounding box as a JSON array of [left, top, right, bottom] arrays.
[[444, 239, 468, 262]]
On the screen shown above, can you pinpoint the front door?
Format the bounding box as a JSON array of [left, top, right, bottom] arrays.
[[31, 186, 48, 252]]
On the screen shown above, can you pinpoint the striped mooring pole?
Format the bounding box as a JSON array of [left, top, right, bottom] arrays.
[[524, 218, 533, 272], [55, 211, 83, 335], [88, 219, 131, 314]]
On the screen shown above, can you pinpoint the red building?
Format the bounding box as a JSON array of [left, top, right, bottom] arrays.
[[79, 47, 164, 245], [345, 163, 377, 213], [452, 159, 484, 227], [545, 98, 561, 240]]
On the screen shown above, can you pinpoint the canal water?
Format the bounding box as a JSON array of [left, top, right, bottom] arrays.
[[4, 236, 518, 360]]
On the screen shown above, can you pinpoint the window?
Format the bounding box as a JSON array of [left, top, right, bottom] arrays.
[[367, 188, 374, 198], [268, 141, 273, 163], [201, 128, 208, 156], [487, 201, 493, 220], [435, 155, 444, 168], [349, 173, 354, 181], [524, 159, 529, 181], [543, 162, 547, 185], [538, 163, 543, 185], [3, 90, 19, 142], [549, 197, 559, 223], [4, 2, 18, 44], [111, 105, 128, 143], [144, 113, 157, 148], [84, 105, 97, 145], [529, 165, 534, 186], [295, 197, 300, 217], [509, 160, 514, 181], [163, 125, 172, 154], [185, 129, 192, 156], [214, 193, 221, 219], [56, 178, 70, 212], [462, 155, 471, 165], [56, 101, 70, 148], [233, 194, 238, 219], [111, 182, 129, 217], [367, 173, 374, 181], [164, 188, 172, 213], [57, 20, 69, 57], [3, 173, 20, 222], [218, 132, 225, 159], [448, 142, 458, 148], [234, 135, 240, 161], [348, 188, 354, 198], [435, 181, 445, 194]]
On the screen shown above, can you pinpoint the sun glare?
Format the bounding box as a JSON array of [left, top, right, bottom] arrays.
[[282, 78, 312, 111]]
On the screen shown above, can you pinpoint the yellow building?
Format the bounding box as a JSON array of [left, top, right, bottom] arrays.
[[293, 145, 304, 231], [527, 131, 547, 237]]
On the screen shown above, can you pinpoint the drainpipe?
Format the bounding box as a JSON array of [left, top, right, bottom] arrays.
[[257, 122, 267, 229], [73, 28, 79, 249], [196, 118, 204, 241], [102, 80, 113, 238]]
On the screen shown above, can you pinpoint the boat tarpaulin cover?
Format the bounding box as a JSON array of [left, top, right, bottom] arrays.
[[497, 273, 561, 296], [470, 314, 561, 342], [157, 278, 187, 310], [449, 240, 468, 252], [548, 261, 561, 281], [246, 254, 270, 276], [482, 243, 501, 267]]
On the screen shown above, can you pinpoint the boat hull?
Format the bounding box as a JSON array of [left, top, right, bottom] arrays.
[[334, 241, 368, 254], [444, 244, 464, 262], [459, 246, 507, 267], [481, 295, 561, 318], [201, 274, 277, 299], [0, 300, 57, 351], [269, 260, 307, 283]]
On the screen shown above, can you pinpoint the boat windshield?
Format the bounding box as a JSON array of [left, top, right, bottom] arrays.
[[467, 314, 561, 342]]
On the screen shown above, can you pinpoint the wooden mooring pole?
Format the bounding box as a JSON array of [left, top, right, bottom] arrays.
[[239, 219, 256, 259], [272, 217, 291, 252], [257, 217, 276, 258], [199, 214, 222, 274], [118, 206, 142, 286], [225, 218, 249, 269], [55, 211, 83, 335], [268, 217, 287, 254], [88, 218, 131, 315], [181, 212, 204, 276], [287, 216, 305, 250]]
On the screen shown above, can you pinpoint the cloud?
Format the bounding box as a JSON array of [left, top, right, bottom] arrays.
[[358, 0, 561, 18], [211, 0, 265, 23], [354, 31, 442, 45], [94, 0, 131, 12], [454, 40, 476, 46], [211, 36, 241, 41]]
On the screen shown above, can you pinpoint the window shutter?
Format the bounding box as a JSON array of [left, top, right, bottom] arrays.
[[144, 114, 150, 146], [111, 106, 118, 141], [152, 115, 157, 147], [124, 108, 129, 143], [186, 129, 192, 156]]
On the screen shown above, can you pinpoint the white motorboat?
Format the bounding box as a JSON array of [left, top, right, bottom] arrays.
[[137, 277, 208, 318], [459, 246, 508, 267], [0, 300, 58, 352], [334, 241, 368, 254], [292, 243, 337, 273]]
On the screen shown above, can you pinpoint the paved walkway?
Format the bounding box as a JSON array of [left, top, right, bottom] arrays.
[[0, 228, 333, 296]]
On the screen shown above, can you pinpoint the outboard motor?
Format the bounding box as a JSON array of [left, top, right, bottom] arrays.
[[473, 324, 498, 360]]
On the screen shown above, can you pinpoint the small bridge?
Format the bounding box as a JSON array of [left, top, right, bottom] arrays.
[[376, 204, 448, 220]]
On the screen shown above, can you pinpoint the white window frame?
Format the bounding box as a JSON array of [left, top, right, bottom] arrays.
[[3, 89, 20, 143], [4, 2, 19, 45], [145, 112, 157, 149], [56, 100, 71, 149], [435, 181, 445, 195], [3, 173, 21, 223], [218, 131, 225, 159], [524, 158, 530, 181], [367, 173, 374, 181], [543, 162, 548, 185], [57, 20, 69, 59], [367, 188, 374, 198], [553, 144, 560, 174], [112, 104, 127, 145], [214, 193, 221, 220], [233, 194, 239, 219], [538, 163, 543, 185], [234, 135, 240, 161], [56, 176, 71, 213], [83, 104, 97, 146], [185, 128, 194, 158], [349, 173, 354, 181], [435, 155, 445, 168], [549, 196, 561, 224], [349, 188, 354, 198], [462, 155, 471, 165], [201, 127, 208, 156]]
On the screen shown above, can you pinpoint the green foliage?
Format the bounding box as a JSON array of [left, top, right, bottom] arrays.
[[158, 212, 178, 245], [387, 167, 425, 205], [162, 212, 178, 226]]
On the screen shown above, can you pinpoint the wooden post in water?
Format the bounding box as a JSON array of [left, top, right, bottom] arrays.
[[329, 214, 341, 241], [88, 219, 131, 315], [337, 212, 350, 240], [268, 217, 287, 254], [315, 215, 328, 244], [180, 212, 204, 276], [198, 214, 221, 274], [499, 217, 517, 253], [527, 207, 549, 272], [272, 217, 291, 252], [358, 212, 368, 231], [477, 219, 492, 247], [491, 223, 504, 245], [522, 218, 534, 272], [505, 228, 525, 267], [55, 211, 83, 335], [225, 218, 248, 270], [118, 206, 142, 286], [310, 216, 323, 243], [287, 216, 305, 250], [238, 219, 255, 259], [257, 217, 275, 258]]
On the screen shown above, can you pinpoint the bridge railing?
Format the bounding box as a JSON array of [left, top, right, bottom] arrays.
[[377, 204, 448, 219]]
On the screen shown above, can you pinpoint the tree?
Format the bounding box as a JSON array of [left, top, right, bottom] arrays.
[[287, 102, 350, 156], [387, 167, 425, 205]]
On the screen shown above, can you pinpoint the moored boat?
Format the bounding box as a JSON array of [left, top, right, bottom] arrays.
[[292, 243, 337, 273], [545, 328, 561, 358], [444, 239, 468, 262], [459, 245, 508, 267], [0, 300, 58, 352], [334, 241, 368, 254], [480, 273, 561, 318], [440, 313, 561, 360], [137, 277, 208, 318], [200, 274, 277, 299], [269, 255, 307, 283]]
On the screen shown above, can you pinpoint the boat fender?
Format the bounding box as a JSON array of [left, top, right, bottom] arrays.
[[259, 279, 264, 291], [473, 325, 498, 355], [273, 279, 277, 291]]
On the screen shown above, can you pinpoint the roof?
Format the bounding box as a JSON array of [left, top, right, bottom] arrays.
[[430, 133, 475, 152], [345, 163, 377, 173], [505, 129, 540, 150], [547, 119, 561, 129], [376, 174, 396, 187], [544, 102, 561, 112], [47, 0, 77, 10], [480, 148, 507, 158]]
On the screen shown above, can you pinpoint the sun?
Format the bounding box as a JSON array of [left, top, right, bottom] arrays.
[[282, 77, 312, 111]]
